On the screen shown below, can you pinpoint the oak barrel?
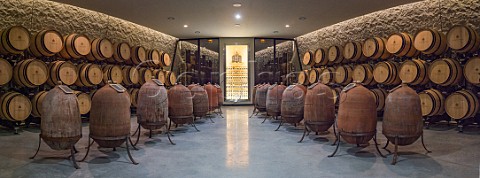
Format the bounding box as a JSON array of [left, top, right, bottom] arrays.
[[74, 91, 91, 115], [414, 29, 448, 55], [308, 68, 321, 84], [59, 33, 91, 59], [165, 71, 177, 87], [297, 70, 309, 85], [363, 37, 392, 60], [47, 61, 78, 86], [127, 46, 146, 65], [266, 83, 286, 117], [281, 84, 306, 124], [75, 63, 103, 87], [343, 41, 366, 62], [386, 32, 419, 57], [447, 25, 480, 53], [331, 87, 342, 106], [445, 89, 479, 120], [160, 52, 172, 67], [0, 26, 30, 55], [353, 64, 377, 86], [109, 42, 131, 63], [29, 29, 63, 57], [13, 59, 48, 88], [418, 89, 445, 116], [0, 58, 13, 85], [383, 84, 423, 146], [328, 45, 345, 64], [137, 80, 168, 130], [334, 65, 353, 85], [41, 85, 81, 150], [373, 61, 401, 85], [371, 88, 387, 111], [147, 49, 161, 67], [86, 38, 114, 61], [429, 58, 462, 86], [314, 48, 328, 66], [128, 88, 139, 108], [0, 91, 32, 121], [121, 66, 139, 86], [337, 83, 376, 144], [320, 67, 335, 85], [302, 51, 314, 66], [304, 82, 335, 132], [138, 67, 153, 85], [102, 65, 123, 84], [399, 59, 429, 85], [464, 57, 480, 86], [31, 91, 48, 117], [90, 83, 131, 148]]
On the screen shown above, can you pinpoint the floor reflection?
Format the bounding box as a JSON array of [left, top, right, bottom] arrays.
[[225, 107, 249, 168]]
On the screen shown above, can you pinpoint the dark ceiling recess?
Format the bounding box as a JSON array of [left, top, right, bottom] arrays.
[[51, 0, 421, 38]]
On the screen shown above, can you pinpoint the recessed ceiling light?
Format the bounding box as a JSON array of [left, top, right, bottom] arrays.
[[299, 17, 307, 21], [273, 31, 279, 34], [195, 31, 200, 34], [285, 25, 290, 28], [183, 25, 188, 28], [167, 17, 175, 20], [235, 24, 240, 27], [235, 14, 241, 19], [233, 3, 242, 7]]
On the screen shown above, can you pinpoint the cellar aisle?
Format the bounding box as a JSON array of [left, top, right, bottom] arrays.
[[0, 106, 479, 178]]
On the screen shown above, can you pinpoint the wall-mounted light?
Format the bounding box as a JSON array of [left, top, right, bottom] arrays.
[[208, 39, 213, 43], [260, 39, 266, 43]]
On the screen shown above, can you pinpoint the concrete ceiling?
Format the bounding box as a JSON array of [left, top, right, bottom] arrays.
[[50, 0, 422, 39]]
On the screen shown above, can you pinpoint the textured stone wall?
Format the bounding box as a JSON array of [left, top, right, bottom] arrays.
[[296, 0, 480, 64], [0, 0, 177, 56]]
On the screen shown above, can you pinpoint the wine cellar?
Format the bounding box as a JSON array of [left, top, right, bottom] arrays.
[[0, 0, 480, 177]]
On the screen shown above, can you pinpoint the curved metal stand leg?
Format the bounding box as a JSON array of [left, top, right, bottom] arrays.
[[131, 125, 141, 147], [261, 115, 268, 124], [208, 116, 215, 123], [30, 134, 41, 159], [149, 129, 153, 138], [191, 117, 200, 132], [391, 136, 398, 165], [421, 133, 431, 153], [274, 120, 283, 131], [126, 137, 139, 165], [249, 107, 257, 118], [373, 133, 386, 158], [328, 131, 341, 157], [79, 137, 92, 162], [298, 126, 309, 143], [168, 120, 174, 136], [70, 145, 80, 169], [331, 121, 338, 146], [383, 140, 390, 149], [73, 146, 79, 153]]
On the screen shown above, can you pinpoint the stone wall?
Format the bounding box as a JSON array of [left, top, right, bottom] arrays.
[[0, 0, 177, 56], [296, 0, 480, 62]]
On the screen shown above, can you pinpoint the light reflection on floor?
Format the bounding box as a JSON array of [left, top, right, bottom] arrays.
[[225, 107, 249, 168]]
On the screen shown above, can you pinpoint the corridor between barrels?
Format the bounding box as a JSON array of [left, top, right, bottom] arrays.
[[0, 106, 479, 177]]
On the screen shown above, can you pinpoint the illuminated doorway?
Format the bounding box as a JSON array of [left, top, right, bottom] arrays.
[[225, 45, 249, 102]]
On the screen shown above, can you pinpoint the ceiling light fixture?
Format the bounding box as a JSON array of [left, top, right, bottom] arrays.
[[183, 25, 188, 28], [285, 25, 290, 28], [195, 31, 200, 34], [233, 3, 242, 7], [235, 14, 241, 19], [167, 17, 175, 20], [299, 17, 307, 21], [273, 31, 279, 34]]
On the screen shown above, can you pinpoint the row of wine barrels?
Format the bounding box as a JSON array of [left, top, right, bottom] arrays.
[[334, 65, 353, 85], [102, 65, 123, 84], [31, 91, 48, 117], [75, 63, 103, 87], [344, 41, 366, 62], [447, 25, 480, 53], [59, 33, 91, 59], [399, 59, 429, 85], [0, 26, 30, 55], [386, 32, 420, 58], [47, 61, 78, 86], [13, 59, 48, 88], [29, 29, 64, 57], [418, 89, 445, 116], [129, 88, 139, 108], [414, 29, 448, 55], [429, 58, 462, 86], [74, 91, 92, 115], [86, 38, 114, 61], [373, 61, 401, 85], [122, 66, 139, 86], [371, 88, 387, 111], [363, 37, 392, 60], [328, 45, 345, 64], [353, 64, 376, 86], [0, 58, 13, 85], [445, 89, 479, 120], [0, 91, 32, 121]]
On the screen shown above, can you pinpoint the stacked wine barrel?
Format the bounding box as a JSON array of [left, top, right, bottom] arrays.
[[299, 25, 480, 124], [0, 25, 175, 122]]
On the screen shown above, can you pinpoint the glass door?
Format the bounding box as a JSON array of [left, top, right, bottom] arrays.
[[225, 45, 249, 101]]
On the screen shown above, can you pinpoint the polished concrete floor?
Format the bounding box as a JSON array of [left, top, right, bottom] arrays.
[[0, 106, 479, 178]]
